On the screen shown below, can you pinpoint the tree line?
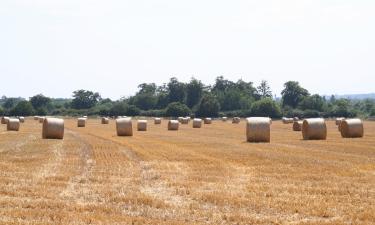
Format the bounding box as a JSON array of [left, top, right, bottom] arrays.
[[1, 77, 375, 118]]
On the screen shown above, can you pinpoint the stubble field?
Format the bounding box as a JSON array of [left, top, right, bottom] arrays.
[[0, 118, 374, 225]]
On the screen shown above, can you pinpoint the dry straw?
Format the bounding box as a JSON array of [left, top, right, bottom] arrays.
[[178, 117, 184, 123], [7, 118, 20, 131], [42, 118, 64, 139], [34, 116, 39, 120], [340, 118, 364, 138], [193, 118, 202, 128], [1, 116, 10, 124], [181, 117, 189, 124], [39, 117, 45, 123], [77, 118, 87, 127], [101, 117, 109, 124], [154, 117, 162, 124], [246, 117, 271, 142], [335, 117, 345, 125], [222, 117, 228, 122], [232, 117, 241, 124], [116, 118, 133, 136], [204, 118, 212, 124], [137, 120, 147, 131], [168, 120, 179, 130], [282, 117, 294, 124], [19, 116, 25, 123], [293, 121, 303, 131], [302, 118, 327, 140]]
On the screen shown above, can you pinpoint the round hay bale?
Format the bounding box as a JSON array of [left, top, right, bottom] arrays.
[[101, 117, 109, 124], [154, 117, 162, 124], [282, 117, 294, 124], [246, 117, 271, 143], [39, 117, 45, 123], [34, 116, 39, 120], [204, 118, 212, 124], [83, 116, 88, 118], [335, 117, 345, 125], [19, 116, 25, 123], [137, 120, 147, 131], [77, 118, 87, 127], [293, 121, 303, 131], [232, 117, 241, 124], [340, 119, 364, 138], [293, 117, 299, 122], [178, 117, 184, 123], [168, 120, 179, 130], [42, 118, 64, 139], [302, 118, 327, 140], [222, 117, 227, 122], [1, 116, 10, 124], [7, 118, 20, 131], [181, 117, 189, 124], [192, 118, 202, 128], [116, 118, 133, 136]]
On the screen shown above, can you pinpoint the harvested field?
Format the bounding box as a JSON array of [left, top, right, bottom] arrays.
[[0, 118, 375, 224]]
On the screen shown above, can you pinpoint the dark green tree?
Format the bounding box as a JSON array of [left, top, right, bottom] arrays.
[[186, 77, 204, 108], [10, 101, 34, 116], [257, 80, 272, 98], [167, 77, 186, 103], [30, 94, 51, 110], [281, 81, 309, 108], [71, 90, 101, 109], [251, 98, 281, 118], [298, 94, 325, 111], [165, 102, 191, 117], [196, 94, 220, 117]]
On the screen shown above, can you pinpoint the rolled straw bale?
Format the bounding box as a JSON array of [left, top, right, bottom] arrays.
[[39, 117, 45, 123], [181, 117, 189, 124], [77, 118, 86, 127], [19, 116, 25, 123], [83, 116, 88, 118], [42, 118, 64, 139], [178, 117, 184, 123], [340, 119, 364, 138], [154, 117, 162, 124], [293, 121, 303, 131], [232, 117, 241, 124], [101, 117, 109, 124], [222, 117, 228, 122], [7, 118, 20, 131], [335, 117, 345, 125], [302, 118, 327, 140], [293, 117, 299, 122], [168, 120, 179, 130], [246, 117, 271, 143], [192, 118, 202, 128], [137, 120, 147, 131], [1, 116, 10, 124], [204, 118, 212, 124], [116, 118, 133, 136], [34, 116, 39, 120], [282, 117, 294, 124]]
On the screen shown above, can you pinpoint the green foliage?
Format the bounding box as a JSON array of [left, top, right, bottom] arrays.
[[281, 81, 309, 108], [257, 80, 272, 98], [167, 77, 186, 103], [0, 106, 4, 116], [71, 90, 101, 109], [298, 94, 325, 111], [10, 101, 34, 116], [30, 94, 51, 110], [195, 94, 220, 117], [165, 102, 191, 117], [250, 98, 281, 118], [109, 102, 141, 116], [186, 77, 204, 108], [3, 97, 23, 110]]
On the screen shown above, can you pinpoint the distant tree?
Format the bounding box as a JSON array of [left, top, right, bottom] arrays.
[[195, 94, 220, 117], [3, 98, 22, 110], [165, 102, 191, 117], [186, 77, 204, 108], [110, 102, 128, 116], [10, 101, 34, 116], [330, 99, 356, 117], [167, 77, 186, 103], [281, 81, 309, 108], [30, 94, 51, 110], [257, 80, 272, 98], [133, 83, 157, 110], [251, 98, 281, 118], [298, 94, 325, 111], [71, 90, 101, 109], [0, 106, 4, 116]]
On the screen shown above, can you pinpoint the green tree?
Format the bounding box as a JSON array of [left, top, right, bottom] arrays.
[[281, 81, 309, 108], [132, 83, 157, 110], [167, 77, 186, 103], [30, 94, 51, 110], [3, 98, 22, 110], [10, 101, 34, 116], [298, 94, 325, 111], [71, 90, 101, 109], [257, 80, 272, 98], [251, 98, 281, 118], [165, 102, 191, 117], [196, 94, 220, 117], [186, 77, 204, 108]]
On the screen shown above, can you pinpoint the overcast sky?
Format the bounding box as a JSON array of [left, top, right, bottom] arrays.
[[0, 0, 374, 99]]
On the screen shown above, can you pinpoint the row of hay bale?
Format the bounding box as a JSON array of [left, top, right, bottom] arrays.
[[1, 116, 25, 131]]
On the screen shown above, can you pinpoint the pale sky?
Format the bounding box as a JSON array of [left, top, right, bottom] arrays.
[[0, 0, 374, 100]]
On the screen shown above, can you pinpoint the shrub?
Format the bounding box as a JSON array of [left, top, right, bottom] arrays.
[[195, 94, 220, 117], [250, 98, 281, 118], [165, 102, 191, 117]]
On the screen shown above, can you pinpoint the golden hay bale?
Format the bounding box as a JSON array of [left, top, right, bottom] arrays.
[[7, 118, 20, 131], [293, 121, 303, 131], [232, 117, 241, 124], [116, 118, 133, 136], [34, 116, 39, 120], [293, 117, 299, 122], [178, 117, 184, 123], [302, 118, 327, 140], [42, 118, 64, 139], [137, 120, 147, 131], [101, 117, 109, 124], [19, 116, 25, 123], [77, 118, 87, 127], [1, 116, 10, 124], [181, 117, 189, 124], [340, 119, 364, 138], [246, 117, 271, 143], [39, 117, 45, 123], [204, 118, 212, 124], [222, 117, 228, 122], [282, 117, 294, 124], [154, 117, 162, 124], [335, 117, 345, 125], [83, 116, 88, 118], [192, 118, 202, 128], [168, 120, 179, 130]]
